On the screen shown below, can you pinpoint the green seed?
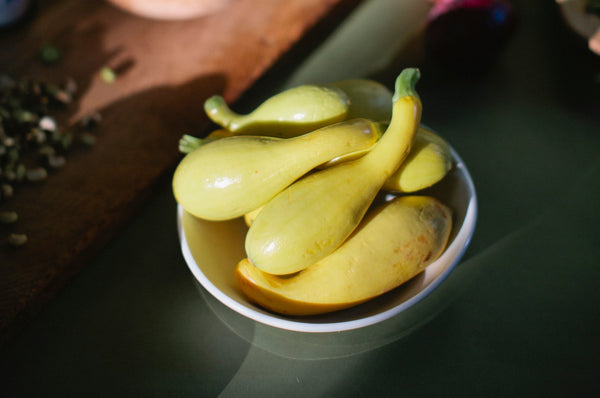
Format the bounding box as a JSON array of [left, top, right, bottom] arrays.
[[48, 154, 66, 168], [39, 45, 61, 65], [14, 109, 38, 123], [8, 233, 28, 247], [26, 167, 47, 182], [60, 132, 73, 150], [78, 132, 96, 146], [15, 163, 26, 182], [1, 183, 13, 199], [100, 67, 116, 84], [4, 169, 16, 182], [79, 112, 102, 130], [0, 211, 18, 224], [28, 127, 47, 144], [38, 145, 55, 158]]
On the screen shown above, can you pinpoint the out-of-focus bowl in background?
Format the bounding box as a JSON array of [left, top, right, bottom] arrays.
[[105, 0, 236, 20]]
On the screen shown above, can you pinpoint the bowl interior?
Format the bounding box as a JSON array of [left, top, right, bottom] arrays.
[[178, 145, 477, 333]]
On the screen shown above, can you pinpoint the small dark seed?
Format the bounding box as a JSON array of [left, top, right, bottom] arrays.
[[7, 148, 19, 164], [48, 154, 66, 168], [39, 45, 61, 65], [79, 112, 102, 130], [26, 167, 47, 182], [60, 132, 73, 150], [2, 137, 16, 147], [8, 233, 28, 247], [4, 169, 16, 182], [15, 163, 26, 182], [14, 109, 38, 123], [1, 183, 13, 199], [78, 132, 96, 146], [28, 128, 47, 144], [38, 145, 55, 157]]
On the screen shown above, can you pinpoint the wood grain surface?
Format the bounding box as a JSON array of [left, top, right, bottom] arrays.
[[0, 0, 360, 346]]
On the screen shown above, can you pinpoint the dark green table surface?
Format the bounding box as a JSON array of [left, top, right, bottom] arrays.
[[2, 0, 599, 396]]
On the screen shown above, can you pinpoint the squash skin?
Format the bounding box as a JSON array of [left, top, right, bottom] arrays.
[[236, 196, 452, 316], [173, 118, 379, 220], [383, 126, 452, 193], [246, 69, 423, 275], [204, 85, 350, 137]]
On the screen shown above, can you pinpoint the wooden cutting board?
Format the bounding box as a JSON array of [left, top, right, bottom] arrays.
[[0, 0, 360, 346]]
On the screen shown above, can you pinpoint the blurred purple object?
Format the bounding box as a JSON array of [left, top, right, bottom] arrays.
[[425, 0, 517, 70]]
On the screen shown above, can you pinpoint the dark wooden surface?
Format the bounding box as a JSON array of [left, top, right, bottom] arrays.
[[0, 0, 359, 345]]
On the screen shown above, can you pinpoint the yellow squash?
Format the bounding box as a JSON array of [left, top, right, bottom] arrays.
[[330, 78, 393, 122], [173, 118, 379, 221], [181, 78, 393, 153], [236, 196, 452, 316], [204, 85, 350, 136], [245, 68, 422, 275], [383, 126, 452, 192]]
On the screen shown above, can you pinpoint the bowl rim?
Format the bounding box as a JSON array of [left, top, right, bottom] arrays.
[[178, 144, 477, 333]]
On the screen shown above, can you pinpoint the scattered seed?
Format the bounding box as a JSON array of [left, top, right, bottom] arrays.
[[47, 154, 66, 168], [100, 66, 116, 84], [8, 233, 28, 247], [26, 167, 47, 182], [1, 183, 13, 199], [53, 89, 72, 105], [28, 127, 47, 144], [78, 132, 96, 147], [39, 115, 57, 132], [14, 109, 38, 124], [60, 132, 73, 150], [15, 163, 26, 181], [38, 145, 55, 157], [64, 77, 77, 96], [39, 45, 61, 65], [4, 169, 16, 182], [0, 73, 101, 248], [0, 210, 18, 224], [79, 111, 102, 130], [7, 147, 18, 165]]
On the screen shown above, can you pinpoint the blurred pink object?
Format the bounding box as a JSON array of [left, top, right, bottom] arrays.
[[105, 0, 236, 20]]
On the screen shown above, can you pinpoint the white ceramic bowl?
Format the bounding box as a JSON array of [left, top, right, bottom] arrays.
[[105, 0, 236, 20], [178, 142, 477, 340]]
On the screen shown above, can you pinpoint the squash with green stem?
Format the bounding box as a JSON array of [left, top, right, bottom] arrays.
[[245, 68, 423, 275], [204, 85, 350, 137], [173, 118, 380, 221]]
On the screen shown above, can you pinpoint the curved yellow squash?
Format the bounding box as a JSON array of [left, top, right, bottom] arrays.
[[173, 118, 379, 220], [204, 85, 350, 136], [245, 68, 422, 275], [236, 196, 452, 316], [383, 126, 452, 193]]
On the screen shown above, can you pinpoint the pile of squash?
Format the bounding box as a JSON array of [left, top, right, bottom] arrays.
[[173, 68, 454, 316]]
